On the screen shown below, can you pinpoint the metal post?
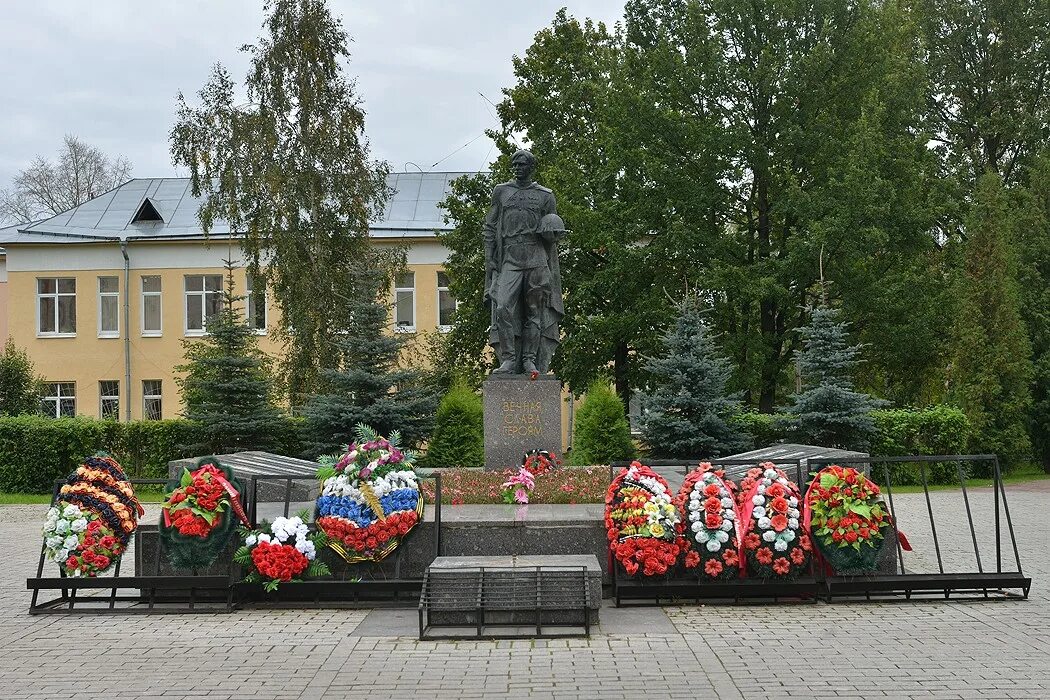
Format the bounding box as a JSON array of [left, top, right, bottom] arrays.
[[918, 463, 945, 574], [956, 461, 983, 573], [992, 457, 1002, 574], [434, 474, 442, 557], [881, 464, 906, 576]]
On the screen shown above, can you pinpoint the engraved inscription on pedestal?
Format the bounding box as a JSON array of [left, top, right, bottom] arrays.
[[483, 375, 562, 470]]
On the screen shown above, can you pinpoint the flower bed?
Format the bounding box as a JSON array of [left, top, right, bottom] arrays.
[[420, 467, 608, 505]]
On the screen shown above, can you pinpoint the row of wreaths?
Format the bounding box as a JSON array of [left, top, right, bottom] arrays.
[[606, 461, 910, 580], [42, 447, 423, 590]]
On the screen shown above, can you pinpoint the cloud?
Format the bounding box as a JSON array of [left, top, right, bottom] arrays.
[[0, 0, 625, 186]]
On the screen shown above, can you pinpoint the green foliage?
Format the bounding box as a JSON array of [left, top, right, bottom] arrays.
[[572, 380, 636, 465], [786, 307, 885, 450], [640, 296, 748, 457], [1018, 153, 1050, 470], [301, 263, 439, 456], [423, 380, 484, 469], [0, 416, 307, 493], [170, 0, 390, 402], [176, 261, 286, 454], [949, 173, 1034, 468], [0, 417, 190, 492], [0, 338, 43, 416], [870, 406, 971, 484], [729, 412, 791, 450]]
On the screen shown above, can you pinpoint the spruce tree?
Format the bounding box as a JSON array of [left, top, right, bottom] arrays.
[[640, 297, 747, 458], [950, 173, 1034, 468], [572, 379, 636, 465], [786, 306, 885, 450], [0, 338, 43, 416], [301, 260, 438, 456], [423, 379, 484, 469], [176, 261, 286, 454]]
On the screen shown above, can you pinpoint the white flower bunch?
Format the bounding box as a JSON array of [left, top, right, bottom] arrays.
[[245, 516, 317, 560], [751, 473, 802, 551], [42, 503, 89, 563], [320, 469, 418, 501]]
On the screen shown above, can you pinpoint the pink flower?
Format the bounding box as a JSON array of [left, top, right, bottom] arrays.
[[514, 488, 529, 504]]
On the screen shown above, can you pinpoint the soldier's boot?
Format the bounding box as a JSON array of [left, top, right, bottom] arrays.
[[494, 358, 518, 374], [521, 322, 541, 375]]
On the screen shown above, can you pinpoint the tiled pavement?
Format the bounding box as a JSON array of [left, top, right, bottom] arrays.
[[1, 481, 1047, 699]]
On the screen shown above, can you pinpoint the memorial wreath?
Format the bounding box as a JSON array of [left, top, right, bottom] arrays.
[[606, 461, 685, 577], [314, 424, 424, 563], [739, 463, 811, 579], [42, 454, 143, 577], [677, 463, 741, 579], [235, 513, 329, 591]]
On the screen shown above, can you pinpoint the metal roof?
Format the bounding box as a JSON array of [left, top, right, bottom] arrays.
[[5, 172, 472, 244]]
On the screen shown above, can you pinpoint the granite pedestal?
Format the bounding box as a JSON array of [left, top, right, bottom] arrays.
[[483, 373, 562, 470]]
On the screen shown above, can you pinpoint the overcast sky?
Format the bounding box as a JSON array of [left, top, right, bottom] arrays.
[[0, 0, 625, 189]]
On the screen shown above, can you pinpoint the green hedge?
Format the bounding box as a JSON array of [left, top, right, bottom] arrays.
[[0, 416, 303, 494], [730, 412, 792, 450], [870, 406, 971, 483], [423, 381, 484, 469]]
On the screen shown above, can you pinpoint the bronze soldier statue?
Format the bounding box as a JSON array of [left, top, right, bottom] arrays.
[[483, 150, 565, 375]]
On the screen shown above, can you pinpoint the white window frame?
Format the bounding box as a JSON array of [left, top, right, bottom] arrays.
[[97, 276, 119, 338], [246, 273, 267, 335], [436, 271, 457, 333], [141, 275, 162, 337], [99, 380, 120, 420], [184, 274, 222, 337], [42, 382, 76, 418], [36, 278, 77, 337], [394, 271, 416, 333], [143, 380, 162, 420]]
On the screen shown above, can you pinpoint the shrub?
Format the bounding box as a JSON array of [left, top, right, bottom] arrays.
[[0, 339, 43, 416], [572, 380, 635, 465], [870, 406, 971, 484], [0, 416, 306, 493], [423, 380, 484, 469], [730, 412, 791, 450]]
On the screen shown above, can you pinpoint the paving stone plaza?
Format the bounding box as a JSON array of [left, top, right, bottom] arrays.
[[2, 481, 1048, 700]]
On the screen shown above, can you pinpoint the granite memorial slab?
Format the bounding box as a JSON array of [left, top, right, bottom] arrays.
[[483, 374, 563, 470]]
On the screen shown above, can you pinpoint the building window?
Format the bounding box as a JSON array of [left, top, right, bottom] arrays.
[[37, 278, 76, 335], [184, 274, 222, 335], [143, 380, 162, 420], [394, 272, 415, 332], [41, 382, 76, 418], [98, 276, 119, 337], [247, 274, 266, 333], [99, 381, 120, 420], [142, 275, 162, 336], [437, 271, 456, 332]]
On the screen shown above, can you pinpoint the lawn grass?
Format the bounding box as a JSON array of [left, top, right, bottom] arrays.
[[0, 485, 169, 506]]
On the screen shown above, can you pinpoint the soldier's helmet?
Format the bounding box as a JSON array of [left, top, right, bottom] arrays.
[[539, 213, 566, 234]]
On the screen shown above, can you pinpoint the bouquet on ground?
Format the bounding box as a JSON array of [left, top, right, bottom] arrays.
[[739, 463, 811, 579], [42, 454, 143, 577], [522, 449, 561, 476], [806, 464, 895, 573], [236, 513, 330, 591], [501, 467, 535, 504], [605, 461, 686, 577], [160, 458, 250, 570], [315, 424, 424, 563], [677, 463, 740, 580]]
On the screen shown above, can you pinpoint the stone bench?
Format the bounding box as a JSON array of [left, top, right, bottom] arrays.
[[418, 555, 601, 638]]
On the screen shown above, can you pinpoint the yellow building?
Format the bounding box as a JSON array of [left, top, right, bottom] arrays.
[[0, 173, 465, 423]]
